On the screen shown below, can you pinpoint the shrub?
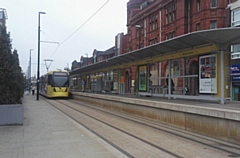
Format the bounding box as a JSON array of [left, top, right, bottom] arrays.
[[0, 26, 25, 104]]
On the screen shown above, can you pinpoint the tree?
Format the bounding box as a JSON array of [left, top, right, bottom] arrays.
[[0, 26, 25, 104]]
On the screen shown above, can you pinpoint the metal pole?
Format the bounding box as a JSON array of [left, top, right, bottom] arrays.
[[85, 53, 88, 66], [168, 60, 171, 99], [220, 49, 225, 104], [37, 12, 46, 100], [29, 49, 33, 84]]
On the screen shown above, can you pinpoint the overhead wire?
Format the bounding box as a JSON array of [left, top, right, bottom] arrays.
[[49, 0, 110, 58]]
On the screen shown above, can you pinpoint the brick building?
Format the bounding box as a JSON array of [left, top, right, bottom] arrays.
[[121, 0, 236, 94], [70, 0, 240, 101], [126, 0, 235, 52]]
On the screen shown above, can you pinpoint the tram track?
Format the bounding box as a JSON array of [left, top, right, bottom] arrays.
[[44, 98, 240, 158]]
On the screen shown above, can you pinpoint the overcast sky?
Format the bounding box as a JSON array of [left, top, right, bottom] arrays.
[[1, 0, 128, 76]]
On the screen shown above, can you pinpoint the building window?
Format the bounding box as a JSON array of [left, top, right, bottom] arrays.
[[232, 9, 240, 27], [172, 31, 176, 38], [149, 38, 158, 45], [210, 0, 217, 8], [149, 13, 158, 31], [210, 21, 217, 29], [233, 44, 240, 53], [166, 15, 168, 24], [165, 3, 176, 24], [231, 52, 240, 59], [197, 0, 201, 12], [165, 31, 175, 40], [0, 12, 2, 19], [196, 23, 201, 31]]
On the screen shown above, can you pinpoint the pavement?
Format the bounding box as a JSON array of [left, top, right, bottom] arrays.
[[0, 93, 126, 158]]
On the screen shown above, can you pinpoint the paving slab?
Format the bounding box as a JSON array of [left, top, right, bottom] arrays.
[[0, 94, 126, 158]]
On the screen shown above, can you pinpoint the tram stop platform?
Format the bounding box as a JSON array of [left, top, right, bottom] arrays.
[[71, 92, 240, 145], [0, 93, 125, 158]]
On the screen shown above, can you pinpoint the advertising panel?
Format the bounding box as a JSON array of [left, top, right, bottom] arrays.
[[199, 54, 217, 93], [230, 65, 240, 82], [138, 65, 147, 91]]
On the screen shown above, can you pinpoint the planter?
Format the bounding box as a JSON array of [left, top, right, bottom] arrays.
[[0, 104, 23, 125]]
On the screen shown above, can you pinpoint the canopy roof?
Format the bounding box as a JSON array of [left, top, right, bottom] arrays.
[[71, 27, 240, 75]]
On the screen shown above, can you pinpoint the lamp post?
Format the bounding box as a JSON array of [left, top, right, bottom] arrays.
[[29, 49, 33, 85], [85, 53, 88, 66], [37, 11, 46, 100], [66, 63, 69, 71], [44, 59, 53, 72]]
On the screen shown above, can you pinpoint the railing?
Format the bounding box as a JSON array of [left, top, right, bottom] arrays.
[[149, 85, 167, 96]]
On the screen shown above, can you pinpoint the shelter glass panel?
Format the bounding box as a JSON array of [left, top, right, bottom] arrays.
[[139, 65, 147, 91], [185, 56, 198, 75], [113, 70, 119, 91], [149, 61, 168, 86], [148, 57, 200, 96]]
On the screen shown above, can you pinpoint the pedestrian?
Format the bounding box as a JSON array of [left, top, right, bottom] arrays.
[[81, 79, 85, 92], [32, 86, 35, 95], [166, 75, 175, 94], [183, 86, 189, 95]]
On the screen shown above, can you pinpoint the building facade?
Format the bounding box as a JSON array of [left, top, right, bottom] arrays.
[[228, 1, 240, 101], [70, 0, 240, 103], [126, 0, 234, 52], [122, 0, 235, 96]]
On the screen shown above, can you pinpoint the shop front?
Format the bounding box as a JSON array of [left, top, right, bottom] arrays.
[[230, 64, 240, 101]]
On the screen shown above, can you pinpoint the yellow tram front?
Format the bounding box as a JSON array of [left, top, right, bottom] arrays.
[[40, 70, 69, 98]]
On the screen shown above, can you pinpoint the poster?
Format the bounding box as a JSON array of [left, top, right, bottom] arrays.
[[199, 54, 217, 93], [138, 65, 147, 91], [230, 65, 240, 81]]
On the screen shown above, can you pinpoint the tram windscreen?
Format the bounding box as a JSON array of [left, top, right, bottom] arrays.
[[52, 72, 69, 87]]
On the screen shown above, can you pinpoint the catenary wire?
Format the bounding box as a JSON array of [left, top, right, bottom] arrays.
[[49, 0, 110, 58]]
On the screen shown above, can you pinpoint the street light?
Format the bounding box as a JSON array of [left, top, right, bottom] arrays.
[[66, 63, 69, 71], [37, 11, 46, 101], [85, 53, 88, 66], [44, 59, 53, 72], [29, 49, 33, 84]]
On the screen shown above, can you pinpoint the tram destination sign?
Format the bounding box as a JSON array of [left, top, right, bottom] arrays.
[[53, 72, 68, 76]]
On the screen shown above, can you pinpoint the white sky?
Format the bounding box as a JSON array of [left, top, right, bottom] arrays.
[[1, 0, 128, 76]]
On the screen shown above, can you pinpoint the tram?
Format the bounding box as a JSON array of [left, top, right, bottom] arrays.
[[40, 70, 69, 98]]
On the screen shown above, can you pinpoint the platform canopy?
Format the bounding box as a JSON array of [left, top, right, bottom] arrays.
[[71, 27, 240, 75]]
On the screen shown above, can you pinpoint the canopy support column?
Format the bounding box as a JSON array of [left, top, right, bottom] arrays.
[[220, 48, 225, 104], [168, 60, 171, 99]]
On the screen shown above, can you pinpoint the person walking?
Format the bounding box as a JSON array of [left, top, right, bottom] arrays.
[[166, 75, 175, 94], [31, 86, 35, 95]]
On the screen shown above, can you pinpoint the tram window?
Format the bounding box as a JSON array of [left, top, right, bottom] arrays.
[[48, 75, 53, 86]]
